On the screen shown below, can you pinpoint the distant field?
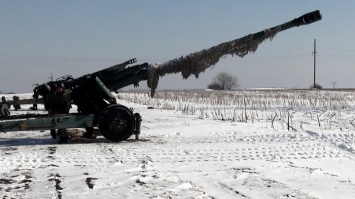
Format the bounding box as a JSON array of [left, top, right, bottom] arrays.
[[119, 89, 355, 132]]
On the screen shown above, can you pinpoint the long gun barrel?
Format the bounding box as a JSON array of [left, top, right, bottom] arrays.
[[31, 10, 322, 107], [147, 10, 322, 96], [252, 10, 322, 40]]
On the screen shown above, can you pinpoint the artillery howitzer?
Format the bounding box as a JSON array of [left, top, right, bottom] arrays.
[[0, 10, 322, 142]]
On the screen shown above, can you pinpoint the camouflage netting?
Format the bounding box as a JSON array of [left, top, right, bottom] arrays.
[[147, 28, 280, 97]]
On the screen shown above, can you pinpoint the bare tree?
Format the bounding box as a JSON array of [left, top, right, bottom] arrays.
[[208, 72, 239, 90], [310, 83, 322, 89]]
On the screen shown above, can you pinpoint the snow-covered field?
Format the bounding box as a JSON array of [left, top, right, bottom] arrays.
[[1, 90, 355, 199]]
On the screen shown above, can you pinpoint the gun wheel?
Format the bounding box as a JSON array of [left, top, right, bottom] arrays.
[[98, 104, 136, 142]]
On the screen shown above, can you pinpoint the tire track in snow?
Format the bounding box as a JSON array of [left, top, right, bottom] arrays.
[[0, 132, 346, 168], [223, 167, 318, 199], [129, 156, 217, 199], [136, 143, 342, 163], [139, 131, 345, 163], [0, 168, 34, 199], [305, 131, 355, 156]]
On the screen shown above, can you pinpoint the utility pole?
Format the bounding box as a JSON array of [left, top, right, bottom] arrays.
[[312, 39, 316, 88], [50, 73, 53, 81], [332, 81, 337, 89]]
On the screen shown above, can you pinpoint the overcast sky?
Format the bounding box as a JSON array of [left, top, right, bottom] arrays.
[[1, 1, 354, 93]]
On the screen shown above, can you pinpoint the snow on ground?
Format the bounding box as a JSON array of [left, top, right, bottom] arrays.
[[1, 91, 355, 199]]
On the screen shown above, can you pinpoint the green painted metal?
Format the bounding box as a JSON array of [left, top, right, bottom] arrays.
[[0, 114, 94, 132]]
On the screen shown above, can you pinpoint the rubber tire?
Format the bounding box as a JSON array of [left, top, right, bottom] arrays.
[[98, 104, 136, 142]]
